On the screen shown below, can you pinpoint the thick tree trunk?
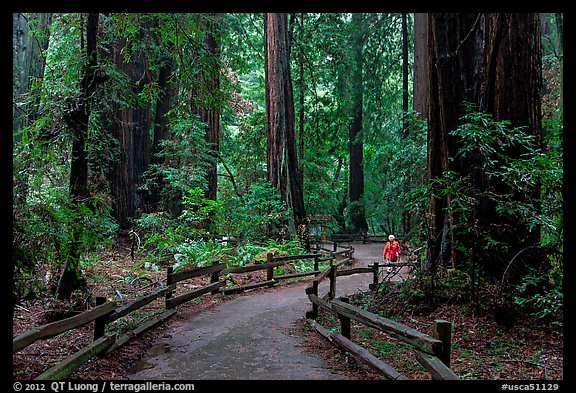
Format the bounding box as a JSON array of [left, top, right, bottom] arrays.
[[132, 45, 152, 213], [413, 13, 429, 120], [297, 13, 305, 189], [107, 20, 152, 230], [193, 13, 220, 202], [425, 13, 484, 276], [264, 13, 307, 234], [149, 15, 179, 215], [425, 13, 542, 284], [150, 54, 175, 211], [479, 13, 542, 281], [348, 13, 368, 234], [401, 13, 411, 237], [108, 76, 135, 231]]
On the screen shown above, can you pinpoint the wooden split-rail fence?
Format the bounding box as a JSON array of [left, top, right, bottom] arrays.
[[13, 242, 354, 380], [305, 258, 459, 380]]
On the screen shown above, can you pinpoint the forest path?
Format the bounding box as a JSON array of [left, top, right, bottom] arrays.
[[127, 242, 405, 381]]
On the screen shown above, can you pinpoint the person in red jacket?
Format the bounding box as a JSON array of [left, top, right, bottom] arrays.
[[383, 235, 401, 272]]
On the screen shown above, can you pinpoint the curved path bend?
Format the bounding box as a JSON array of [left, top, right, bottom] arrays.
[[128, 242, 407, 380]]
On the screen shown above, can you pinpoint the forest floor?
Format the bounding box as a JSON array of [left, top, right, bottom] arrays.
[[12, 239, 563, 381]]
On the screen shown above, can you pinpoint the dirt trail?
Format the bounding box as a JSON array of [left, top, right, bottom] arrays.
[[128, 242, 405, 380]]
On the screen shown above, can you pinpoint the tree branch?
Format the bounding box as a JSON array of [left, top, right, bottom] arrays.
[[218, 155, 243, 200]]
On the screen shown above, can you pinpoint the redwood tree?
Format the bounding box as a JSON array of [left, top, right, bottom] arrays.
[[192, 13, 221, 202], [400, 12, 411, 236], [13, 13, 53, 139], [264, 12, 306, 233], [150, 48, 176, 212], [479, 13, 542, 281], [424, 13, 543, 284], [425, 13, 484, 276], [107, 17, 153, 230], [413, 13, 428, 121], [348, 13, 368, 234]]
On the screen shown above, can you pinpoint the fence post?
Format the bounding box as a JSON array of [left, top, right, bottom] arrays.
[[165, 266, 174, 310], [369, 262, 380, 290], [313, 255, 319, 272], [434, 319, 452, 367], [266, 252, 274, 285], [305, 280, 319, 320], [210, 260, 221, 295], [93, 296, 107, 340], [333, 241, 337, 252], [329, 264, 337, 300], [338, 296, 351, 339]]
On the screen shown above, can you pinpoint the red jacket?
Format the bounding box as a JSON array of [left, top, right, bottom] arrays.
[[383, 240, 401, 262]]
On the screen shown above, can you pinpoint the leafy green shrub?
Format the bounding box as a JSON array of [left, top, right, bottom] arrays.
[[13, 186, 118, 300], [220, 181, 291, 241], [136, 187, 225, 271], [178, 187, 224, 237], [514, 268, 563, 321], [408, 107, 563, 307], [136, 185, 304, 273], [143, 112, 215, 216], [172, 239, 233, 271]]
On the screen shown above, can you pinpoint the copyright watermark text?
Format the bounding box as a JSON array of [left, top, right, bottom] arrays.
[[501, 384, 559, 391], [13, 382, 195, 393]]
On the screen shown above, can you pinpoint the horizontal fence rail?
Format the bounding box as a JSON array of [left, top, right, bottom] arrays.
[[304, 254, 459, 380], [13, 241, 354, 380], [330, 299, 443, 355], [13, 302, 117, 353]]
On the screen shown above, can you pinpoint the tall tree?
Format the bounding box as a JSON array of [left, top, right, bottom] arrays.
[[425, 13, 485, 276], [424, 13, 543, 283], [150, 40, 176, 212], [413, 13, 429, 120], [479, 13, 543, 281], [348, 13, 368, 234], [264, 13, 306, 233], [12, 13, 53, 208], [555, 13, 563, 115], [107, 15, 153, 230], [400, 12, 411, 236], [58, 13, 100, 299], [192, 13, 221, 202], [294, 13, 305, 187], [13, 13, 53, 138]]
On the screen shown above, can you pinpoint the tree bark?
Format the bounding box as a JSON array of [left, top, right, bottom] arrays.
[[107, 17, 152, 230], [424, 13, 543, 283], [425, 13, 484, 276], [479, 13, 542, 281], [413, 13, 428, 120], [401, 13, 411, 237], [150, 51, 175, 211], [348, 13, 368, 234], [297, 13, 305, 189], [264, 13, 307, 233], [192, 13, 221, 202]]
